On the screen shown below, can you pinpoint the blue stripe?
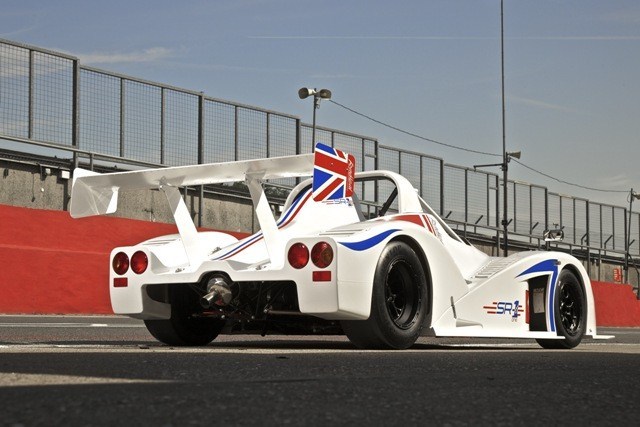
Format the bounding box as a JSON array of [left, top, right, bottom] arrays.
[[517, 259, 559, 332], [315, 142, 335, 155], [327, 182, 345, 200], [339, 229, 400, 251]]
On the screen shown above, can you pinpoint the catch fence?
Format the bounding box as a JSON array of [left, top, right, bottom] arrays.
[[1, 38, 638, 281]]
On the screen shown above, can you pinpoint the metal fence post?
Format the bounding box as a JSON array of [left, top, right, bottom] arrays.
[[586, 201, 591, 276], [512, 181, 517, 234], [439, 159, 445, 216], [624, 206, 629, 283], [160, 88, 165, 164], [486, 174, 490, 227], [496, 175, 501, 254], [544, 188, 549, 237], [295, 118, 301, 155], [197, 93, 205, 227], [573, 197, 578, 244], [266, 112, 270, 158], [120, 78, 125, 158], [612, 206, 616, 250], [529, 185, 533, 244], [234, 106, 239, 161], [68, 57, 80, 211], [28, 49, 34, 139], [464, 168, 469, 225]]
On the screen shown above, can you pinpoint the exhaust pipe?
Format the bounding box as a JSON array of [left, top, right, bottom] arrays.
[[200, 275, 234, 308]]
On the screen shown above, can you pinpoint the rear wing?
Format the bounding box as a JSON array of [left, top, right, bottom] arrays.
[[71, 154, 313, 266], [70, 145, 355, 267], [70, 154, 314, 219]]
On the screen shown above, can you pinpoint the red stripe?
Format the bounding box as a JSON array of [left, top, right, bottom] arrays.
[[315, 151, 348, 175], [280, 191, 312, 228], [222, 236, 263, 260], [486, 311, 497, 314], [394, 215, 424, 227], [526, 290, 530, 324], [423, 215, 435, 234], [314, 178, 343, 201]]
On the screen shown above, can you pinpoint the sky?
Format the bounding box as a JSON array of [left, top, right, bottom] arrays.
[[1, 0, 639, 207]]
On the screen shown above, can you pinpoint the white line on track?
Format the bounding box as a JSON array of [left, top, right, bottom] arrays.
[[0, 342, 637, 354], [0, 373, 171, 387], [0, 323, 143, 328]]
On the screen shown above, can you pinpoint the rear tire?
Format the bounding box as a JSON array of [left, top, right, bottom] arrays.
[[342, 241, 428, 349], [536, 269, 586, 349], [144, 285, 224, 346]]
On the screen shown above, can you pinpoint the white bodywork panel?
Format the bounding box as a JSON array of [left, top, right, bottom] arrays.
[[70, 153, 609, 341]]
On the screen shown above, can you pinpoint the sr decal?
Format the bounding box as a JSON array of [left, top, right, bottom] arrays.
[[484, 300, 525, 322]]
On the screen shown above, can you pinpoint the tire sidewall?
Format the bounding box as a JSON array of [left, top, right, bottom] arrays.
[[369, 241, 428, 349], [552, 269, 586, 348], [145, 285, 224, 346]]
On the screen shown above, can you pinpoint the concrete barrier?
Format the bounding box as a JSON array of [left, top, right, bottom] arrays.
[[1, 203, 639, 326], [0, 204, 247, 314], [592, 281, 640, 327]]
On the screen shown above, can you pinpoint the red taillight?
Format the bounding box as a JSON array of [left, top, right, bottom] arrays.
[[288, 243, 309, 269], [112, 252, 129, 275], [131, 251, 148, 274], [311, 242, 333, 268]]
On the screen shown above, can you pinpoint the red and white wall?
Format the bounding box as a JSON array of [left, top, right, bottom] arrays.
[[1, 204, 638, 326]]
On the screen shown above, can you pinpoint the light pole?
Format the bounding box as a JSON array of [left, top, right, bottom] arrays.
[[298, 87, 332, 146], [625, 188, 640, 293], [500, 0, 508, 256], [474, 150, 521, 257]]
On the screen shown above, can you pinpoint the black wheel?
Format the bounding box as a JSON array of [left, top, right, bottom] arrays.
[[536, 269, 586, 349], [144, 285, 225, 346], [341, 241, 428, 349]]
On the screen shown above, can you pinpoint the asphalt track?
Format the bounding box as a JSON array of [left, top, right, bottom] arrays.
[[0, 316, 639, 426]]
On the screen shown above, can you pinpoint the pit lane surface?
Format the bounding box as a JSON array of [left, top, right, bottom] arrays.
[[1, 316, 638, 426]]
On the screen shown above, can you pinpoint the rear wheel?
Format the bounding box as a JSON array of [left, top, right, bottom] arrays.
[[536, 269, 586, 349], [144, 285, 225, 346], [342, 241, 428, 349]]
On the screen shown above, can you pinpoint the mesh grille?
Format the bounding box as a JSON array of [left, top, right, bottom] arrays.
[[0, 44, 29, 138]]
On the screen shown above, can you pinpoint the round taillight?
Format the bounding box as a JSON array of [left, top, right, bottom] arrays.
[[288, 243, 309, 269], [131, 251, 148, 274], [311, 242, 334, 268], [112, 252, 129, 275]]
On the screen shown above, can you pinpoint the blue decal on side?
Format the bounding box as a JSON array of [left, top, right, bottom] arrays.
[[339, 229, 400, 251], [517, 259, 559, 332]]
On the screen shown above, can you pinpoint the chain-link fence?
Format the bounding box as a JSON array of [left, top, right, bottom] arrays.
[[1, 38, 639, 266]]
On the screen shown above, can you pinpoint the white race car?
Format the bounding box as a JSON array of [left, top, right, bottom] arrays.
[[70, 144, 610, 349]]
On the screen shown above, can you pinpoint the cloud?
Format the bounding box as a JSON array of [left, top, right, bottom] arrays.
[[508, 95, 582, 114], [601, 6, 640, 25], [599, 173, 637, 189], [0, 10, 43, 38], [76, 47, 174, 65]]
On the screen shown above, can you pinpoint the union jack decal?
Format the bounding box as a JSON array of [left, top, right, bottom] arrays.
[[312, 143, 355, 202]]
